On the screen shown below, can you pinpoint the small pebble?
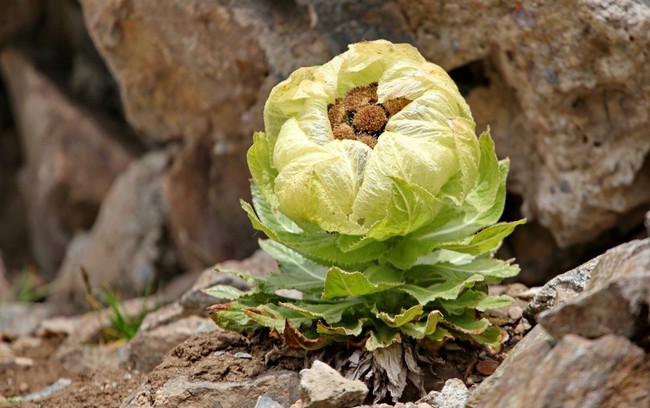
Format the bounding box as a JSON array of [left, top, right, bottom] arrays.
[[255, 395, 284, 408], [508, 306, 523, 320], [234, 352, 253, 359], [123, 374, 132, 381], [14, 357, 34, 367], [476, 359, 500, 375], [214, 351, 226, 357]]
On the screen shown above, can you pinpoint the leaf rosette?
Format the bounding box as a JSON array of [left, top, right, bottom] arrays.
[[209, 40, 524, 357]]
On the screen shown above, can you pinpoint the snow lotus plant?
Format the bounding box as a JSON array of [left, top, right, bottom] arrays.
[[207, 40, 524, 353]]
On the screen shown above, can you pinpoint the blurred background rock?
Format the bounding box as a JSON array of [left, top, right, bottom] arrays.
[[0, 0, 648, 311]]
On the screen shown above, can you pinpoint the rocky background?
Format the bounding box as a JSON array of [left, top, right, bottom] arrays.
[[0, 1, 649, 406], [1, 0, 649, 302]]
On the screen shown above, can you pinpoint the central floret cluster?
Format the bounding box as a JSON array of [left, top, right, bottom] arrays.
[[329, 83, 411, 149]]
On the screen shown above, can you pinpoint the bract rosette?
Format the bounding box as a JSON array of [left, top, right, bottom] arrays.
[[209, 41, 525, 379]]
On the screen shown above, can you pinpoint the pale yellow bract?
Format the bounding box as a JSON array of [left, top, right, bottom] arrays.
[[249, 40, 481, 241]]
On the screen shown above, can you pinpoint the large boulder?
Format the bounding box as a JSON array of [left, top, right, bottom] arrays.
[[161, 142, 256, 270], [469, 239, 650, 407], [49, 150, 177, 311], [403, 0, 650, 247], [0, 49, 134, 277]]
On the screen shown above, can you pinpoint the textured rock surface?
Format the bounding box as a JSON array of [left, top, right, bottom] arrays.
[[81, 0, 270, 144], [586, 238, 650, 288], [472, 240, 650, 407], [0, 49, 134, 277], [468, 334, 650, 408], [417, 378, 470, 408], [125, 312, 214, 373], [161, 142, 256, 270], [121, 330, 302, 408], [467, 325, 553, 406], [538, 239, 649, 340], [49, 151, 177, 311], [300, 360, 368, 408], [123, 371, 300, 408], [524, 256, 598, 321], [540, 275, 649, 341]]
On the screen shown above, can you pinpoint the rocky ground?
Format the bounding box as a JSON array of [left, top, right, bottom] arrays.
[[1, 1, 650, 407], [1, 238, 648, 407]]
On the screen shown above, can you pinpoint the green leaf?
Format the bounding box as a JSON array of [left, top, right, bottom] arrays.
[[364, 264, 404, 283], [414, 248, 476, 266], [439, 258, 520, 283], [280, 300, 362, 324], [398, 274, 484, 304], [243, 308, 286, 333], [475, 295, 514, 312], [203, 285, 248, 300], [400, 310, 444, 339], [243, 304, 312, 333], [462, 325, 505, 353], [366, 176, 445, 241], [443, 312, 490, 334], [438, 290, 512, 315], [209, 301, 258, 332], [410, 258, 520, 284], [251, 183, 301, 234], [366, 326, 402, 351], [259, 240, 328, 290], [427, 326, 453, 342], [248, 133, 280, 209], [439, 290, 488, 315], [374, 304, 423, 328], [384, 132, 510, 269], [244, 191, 388, 268], [438, 220, 526, 255], [322, 266, 403, 300], [317, 320, 365, 337]]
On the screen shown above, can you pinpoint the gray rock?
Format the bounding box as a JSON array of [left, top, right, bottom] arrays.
[[524, 256, 597, 321], [0, 49, 133, 277], [468, 334, 650, 408], [161, 142, 258, 270], [418, 378, 469, 408], [0, 302, 53, 338], [122, 371, 301, 408], [255, 396, 284, 408], [587, 238, 649, 289], [539, 274, 649, 341], [537, 239, 649, 341], [49, 150, 176, 312], [301, 360, 369, 408], [468, 325, 554, 406]]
